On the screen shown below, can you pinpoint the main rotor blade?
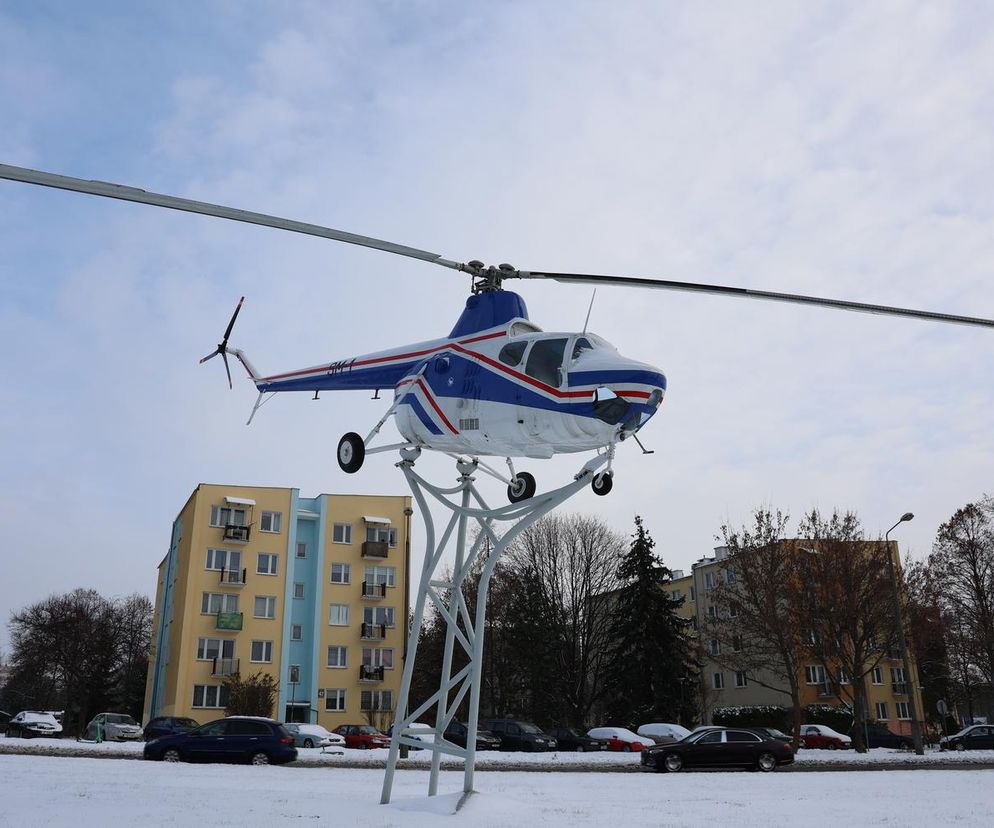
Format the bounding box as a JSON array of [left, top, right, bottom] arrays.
[[519, 270, 994, 330], [0, 163, 464, 272]]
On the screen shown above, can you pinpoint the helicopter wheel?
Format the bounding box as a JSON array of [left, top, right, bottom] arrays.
[[337, 432, 365, 474], [591, 471, 613, 496], [507, 471, 536, 503]]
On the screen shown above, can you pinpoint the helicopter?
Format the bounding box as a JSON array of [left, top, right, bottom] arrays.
[[3, 162, 993, 502]]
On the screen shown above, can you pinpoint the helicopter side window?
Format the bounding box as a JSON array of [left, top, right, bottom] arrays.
[[525, 338, 567, 387], [571, 337, 593, 361], [498, 341, 527, 367]]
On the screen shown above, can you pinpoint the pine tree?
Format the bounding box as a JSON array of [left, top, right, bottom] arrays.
[[602, 516, 695, 727]]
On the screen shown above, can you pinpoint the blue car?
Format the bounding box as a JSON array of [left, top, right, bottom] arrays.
[[143, 715, 200, 741], [143, 716, 297, 765]]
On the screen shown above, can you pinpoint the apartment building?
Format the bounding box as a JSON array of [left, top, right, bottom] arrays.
[[144, 483, 411, 729], [670, 544, 924, 736]]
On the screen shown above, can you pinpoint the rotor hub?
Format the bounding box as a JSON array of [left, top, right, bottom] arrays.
[[465, 261, 518, 293]]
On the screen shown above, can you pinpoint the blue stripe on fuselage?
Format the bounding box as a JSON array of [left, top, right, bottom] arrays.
[[399, 393, 443, 435], [568, 369, 667, 390]]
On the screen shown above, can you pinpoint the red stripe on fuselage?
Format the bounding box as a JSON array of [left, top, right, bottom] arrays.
[[415, 378, 459, 434]]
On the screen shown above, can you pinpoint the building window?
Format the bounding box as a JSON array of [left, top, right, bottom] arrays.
[[296, 542, 307, 559], [364, 606, 395, 628], [725, 567, 736, 584], [365, 526, 398, 546], [257, 553, 278, 576], [259, 511, 282, 533], [254, 596, 276, 619], [206, 548, 241, 572], [362, 648, 394, 669], [896, 702, 911, 720], [193, 684, 229, 708], [331, 563, 351, 584], [327, 646, 348, 668], [704, 572, 716, 589], [250, 640, 273, 663], [364, 565, 396, 588], [708, 639, 721, 656], [293, 582, 305, 600], [729, 602, 740, 618], [324, 689, 346, 711], [876, 702, 889, 720], [196, 638, 234, 660], [712, 672, 725, 690], [333, 523, 352, 544], [670, 589, 682, 601], [689, 586, 696, 602], [838, 667, 850, 685], [707, 605, 717, 618], [210, 505, 246, 528], [871, 666, 883, 685], [361, 689, 394, 711], [735, 671, 748, 688], [329, 604, 350, 626], [290, 624, 303, 641], [805, 665, 827, 685], [891, 666, 906, 683], [201, 593, 239, 614], [731, 635, 742, 652]]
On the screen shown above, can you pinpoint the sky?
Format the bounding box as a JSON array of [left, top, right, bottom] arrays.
[[2, 1, 993, 655]]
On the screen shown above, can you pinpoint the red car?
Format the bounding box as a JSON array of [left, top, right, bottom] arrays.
[[586, 727, 646, 752], [334, 724, 391, 749], [797, 724, 852, 750]]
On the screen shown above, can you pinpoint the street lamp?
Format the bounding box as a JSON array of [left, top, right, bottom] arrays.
[[885, 512, 924, 755]]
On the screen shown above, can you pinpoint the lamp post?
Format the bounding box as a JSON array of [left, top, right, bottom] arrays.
[[885, 513, 924, 755]]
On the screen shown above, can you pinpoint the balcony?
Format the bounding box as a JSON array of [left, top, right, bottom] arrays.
[[215, 611, 243, 631], [362, 541, 389, 560], [361, 622, 387, 640], [212, 657, 240, 677], [362, 581, 387, 600], [359, 665, 385, 682], [220, 567, 247, 587], [892, 682, 908, 695], [223, 524, 250, 543]]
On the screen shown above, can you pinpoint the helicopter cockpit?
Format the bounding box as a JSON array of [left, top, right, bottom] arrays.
[[497, 331, 618, 389]]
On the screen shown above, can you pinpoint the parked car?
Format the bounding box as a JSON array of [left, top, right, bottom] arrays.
[[547, 727, 607, 752], [143, 716, 200, 741], [940, 724, 994, 751], [444, 721, 502, 751], [482, 719, 557, 752], [856, 723, 912, 750], [637, 723, 691, 745], [285, 723, 346, 750], [642, 726, 794, 772], [143, 716, 297, 765], [334, 724, 391, 749], [749, 727, 799, 747], [797, 724, 852, 750], [84, 712, 143, 741], [586, 727, 646, 752], [5, 711, 63, 739]]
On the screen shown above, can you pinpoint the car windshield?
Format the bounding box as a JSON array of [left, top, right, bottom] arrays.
[[765, 729, 788, 738], [519, 723, 543, 734], [560, 728, 582, 737], [176, 718, 199, 728], [358, 725, 380, 735], [106, 714, 137, 725]]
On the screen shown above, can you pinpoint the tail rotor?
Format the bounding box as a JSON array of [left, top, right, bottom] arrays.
[[200, 296, 244, 388]]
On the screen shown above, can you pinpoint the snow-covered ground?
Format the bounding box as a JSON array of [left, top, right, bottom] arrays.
[[2, 753, 993, 827]]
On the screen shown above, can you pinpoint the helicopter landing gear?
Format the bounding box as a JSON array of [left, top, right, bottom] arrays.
[[591, 471, 613, 496], [507, 471, 536, 503], [337, 432, 365, 474]]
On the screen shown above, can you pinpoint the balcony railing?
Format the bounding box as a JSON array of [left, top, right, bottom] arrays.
[[892, 682, 908, 695], [220, 567, 247, 587], [362, 581, 387, 599], [361, 622, 387, 640], [212, 657, 240, 677], [223, 524, 250, 543], [215, 611, 243, 631], [359, 665, 385, 682], [362, 541, 389, 559]]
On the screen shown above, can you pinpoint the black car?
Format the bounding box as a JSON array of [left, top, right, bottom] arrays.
[[443, 721, 502, 751], [481, 718, 557, 752], [547, 727, 607, 752], [750, 727, 800, 746], [642, 727, 794, 773], [143, 716, 297, 765], [940, 724, 994, 751], [855, 723, 912, 750], [143, 716, 200, 741]]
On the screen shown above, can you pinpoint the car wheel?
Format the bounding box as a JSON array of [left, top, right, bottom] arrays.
[[576, 745, 585, 752], [663, 753, 683, 772], [622, 743, 632, 753], [955, 742, 965, 752], [757, 752, 777, 772], [303, 738, 314, 749], [250, 751, 271, 765], [899, 740, 912, 751], [361, 742, 370, 749], [828, 742, 837, 750], [163, 749, 181, 763]]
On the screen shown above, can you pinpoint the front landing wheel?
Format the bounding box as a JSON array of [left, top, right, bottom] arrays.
[[507, 471, 536, 503], [591, 471, 613, 496], [337, 432, 365, 474]]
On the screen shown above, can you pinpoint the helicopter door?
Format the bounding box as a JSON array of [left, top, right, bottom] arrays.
[[522, 337, 567, 437]]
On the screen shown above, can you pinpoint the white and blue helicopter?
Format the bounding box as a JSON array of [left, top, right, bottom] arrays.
[[3, 163, 993, 502]]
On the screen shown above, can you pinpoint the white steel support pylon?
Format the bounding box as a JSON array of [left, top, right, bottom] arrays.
[[380, 448, 608, 805]]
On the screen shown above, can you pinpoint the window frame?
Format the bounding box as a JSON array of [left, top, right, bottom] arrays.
[[324, 689, 346, 712], [257, 552, 278, 576], [290, 623, 303, 642], [331, 562, 351, 584], [201, 592, 239, 615], [250, 640, 274, 663], [253, 595, 277, 619], [329, 603, 350, 626], [327, 645, 348, 668], [712, 672, 725, 690], [192, 684, 229, 709], [205, 548, 241, 572], [332, 523, 352, 544], [259, 511, 282, 533]]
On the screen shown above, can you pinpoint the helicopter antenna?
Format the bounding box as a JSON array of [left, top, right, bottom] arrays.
[[582, 289, 597, 335]]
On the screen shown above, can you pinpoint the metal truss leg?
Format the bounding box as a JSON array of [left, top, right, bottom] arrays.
[[380, 452, 607, 805]]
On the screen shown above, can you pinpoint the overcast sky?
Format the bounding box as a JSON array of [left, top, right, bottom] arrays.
[[2, 1, 993, 656]]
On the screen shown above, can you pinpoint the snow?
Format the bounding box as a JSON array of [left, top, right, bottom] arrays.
[[2, 753, 993, 826]]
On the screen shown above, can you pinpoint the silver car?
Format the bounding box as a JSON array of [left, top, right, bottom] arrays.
[[85, 712, 143, 741]]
